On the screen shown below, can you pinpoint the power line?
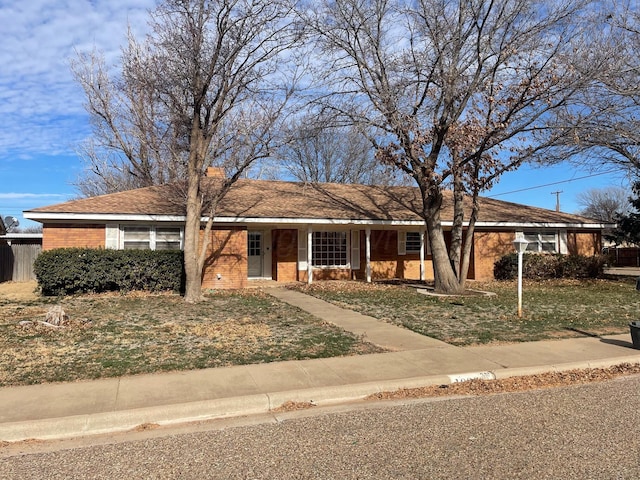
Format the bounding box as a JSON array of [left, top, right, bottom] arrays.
[[487, 169, 620, 198]]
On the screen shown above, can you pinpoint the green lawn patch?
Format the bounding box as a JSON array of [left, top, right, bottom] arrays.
[[289, 278, 639, 345]]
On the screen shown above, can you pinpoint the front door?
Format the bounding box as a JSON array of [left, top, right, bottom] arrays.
[[248, 231, 263, 277]]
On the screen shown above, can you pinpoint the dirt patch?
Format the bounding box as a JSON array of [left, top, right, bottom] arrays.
[[132, 423, 161, 432], [272, 400, 318, 412], [0, 281, 39, 302]]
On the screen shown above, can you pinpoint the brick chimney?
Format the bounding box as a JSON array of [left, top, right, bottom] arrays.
[[205, 167, 225, 178]]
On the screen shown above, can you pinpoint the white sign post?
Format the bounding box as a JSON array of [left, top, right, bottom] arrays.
[[512, 237, 529, 318]]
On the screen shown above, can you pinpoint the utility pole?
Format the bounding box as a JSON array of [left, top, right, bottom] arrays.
[[551, 191, 562, 212]]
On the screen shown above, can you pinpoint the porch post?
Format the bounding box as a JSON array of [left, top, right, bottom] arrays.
[[365, 228, 371, 283], [307, 225, 313, 285], [420, 228, 425, 281]]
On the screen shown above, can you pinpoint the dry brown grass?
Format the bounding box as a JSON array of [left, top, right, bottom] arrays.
[[0, 285, 384, 387], [0, 281, 39, 302]]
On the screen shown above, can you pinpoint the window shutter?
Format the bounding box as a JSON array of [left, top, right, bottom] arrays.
[[105, 224, 119, 249], [298, 229, 307, 270], [558, 230, 568, 254], [398, 231, 406, 255], [351, 230, 360, 270]]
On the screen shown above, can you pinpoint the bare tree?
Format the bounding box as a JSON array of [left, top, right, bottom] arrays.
[[75, 0, 300, 302], [71, 49, 185, 195], [302, 0, 600, 293], [551, 1, 640, 174], [280, 112, 404, 185], [14, 225, 44, 234], [576, 186, 630, 222]]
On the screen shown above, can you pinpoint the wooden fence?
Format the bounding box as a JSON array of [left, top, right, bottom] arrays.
[[0, 242, 42, 282], [614, 247, 640, 267]]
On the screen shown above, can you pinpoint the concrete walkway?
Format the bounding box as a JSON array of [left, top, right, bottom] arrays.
[[604, 267, 640, 277], [266, 287, 451, 351], [1, 287, 639, 442]]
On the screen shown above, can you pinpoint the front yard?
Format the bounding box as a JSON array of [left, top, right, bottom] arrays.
[[290, 278, 639, 345], [0, 283, 383, 387], [1, 277, 637, 388]]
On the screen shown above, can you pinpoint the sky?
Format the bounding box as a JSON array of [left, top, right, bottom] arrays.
[[0, 0, 631, 230]]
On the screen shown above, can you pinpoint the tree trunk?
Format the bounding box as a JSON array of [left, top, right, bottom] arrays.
[[449, 173, 465, 280], [183, 151, 205, 303], [427, 222, 462, 293], [458, 193, 480, 291], [422, 191, 463, 294]]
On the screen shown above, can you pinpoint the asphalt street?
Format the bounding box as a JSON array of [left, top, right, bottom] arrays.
[[2, 374, 640, 479]]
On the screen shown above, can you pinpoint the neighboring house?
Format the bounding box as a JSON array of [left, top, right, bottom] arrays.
[[0, 215, 6, 236], [24, 174, 610, 289]]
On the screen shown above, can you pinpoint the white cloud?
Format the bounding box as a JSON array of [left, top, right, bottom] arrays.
[[0, 0, 156, 158], [0, 193, 68, 199]]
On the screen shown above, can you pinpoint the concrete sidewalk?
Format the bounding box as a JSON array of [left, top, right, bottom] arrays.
[[1, 287, 639, 442]]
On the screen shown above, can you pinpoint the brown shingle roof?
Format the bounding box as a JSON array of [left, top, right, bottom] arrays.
[[26, 178, 600, 225]]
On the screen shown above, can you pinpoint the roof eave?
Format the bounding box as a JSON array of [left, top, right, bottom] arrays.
[[473, 221, 615, 229], [24, 212, 187, 222], [0, 233, 43, 239], [24, 212, 612, 229]]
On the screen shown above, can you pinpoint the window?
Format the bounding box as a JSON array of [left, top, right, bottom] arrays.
[[155, 227, 182, 250], [398, 231, 429, 255], [122, 226, 182, 251], [523, 232, 557, 253], [248, 231, 262, 257], [123, 226, 151, 250], [312, 231, 348, 267], [405, 232, 422, 254]]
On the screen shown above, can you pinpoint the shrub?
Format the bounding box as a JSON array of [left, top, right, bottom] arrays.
[[493, 253, 519, 280], [522, 253, 559, 279], [493, 253, 606, 281], [556, 254, 607, 279], [34, 248, 184, 296]]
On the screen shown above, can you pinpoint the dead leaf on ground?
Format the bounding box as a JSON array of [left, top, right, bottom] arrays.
[[368, 363, 640, 400]]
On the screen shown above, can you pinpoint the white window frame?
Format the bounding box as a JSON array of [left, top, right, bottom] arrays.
[[154, 226, 183, 251], [118, 225, 184, 251], [398, 230, 430, 255], [311, 230, 350, 268], [520, 231, 559, 253]]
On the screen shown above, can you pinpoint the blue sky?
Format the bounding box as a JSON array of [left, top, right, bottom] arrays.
[[0, 0, 631, 230]]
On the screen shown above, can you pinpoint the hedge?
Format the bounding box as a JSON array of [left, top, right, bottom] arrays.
[[33, 248, 185, 296], [493, 253, 607, 281]]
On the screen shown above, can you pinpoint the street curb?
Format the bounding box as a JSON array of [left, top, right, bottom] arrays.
[[3, 357, 640, 443], [0, 394, 271, 442], [490, 356, 640, 380]]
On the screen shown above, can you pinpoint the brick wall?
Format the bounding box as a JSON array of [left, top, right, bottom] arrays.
[[201, 227, 247, 290], [272, 229, 298, 282], [473, 231, 514, 281], [568, 231, 601, 256], [369, 230, 437, 281], [309, 268, 352, 281], [42, 224, 105, 250]]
